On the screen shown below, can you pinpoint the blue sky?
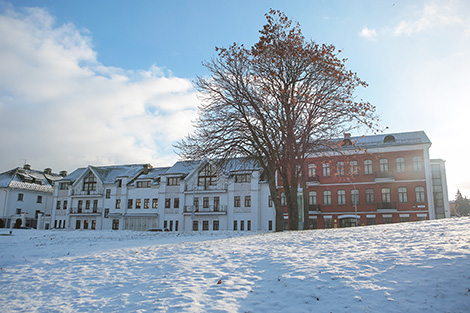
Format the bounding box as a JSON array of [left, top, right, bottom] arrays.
[[1, 0, 469, 198]]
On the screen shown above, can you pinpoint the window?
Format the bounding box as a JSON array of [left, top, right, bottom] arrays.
[[91, 220, 96, 230], [398, 187, 408, 203], [337, 190, 346, 205], [93, 200, 98, 212], [198, 163, 217, 187], [78, 200, 83, 210], [84, 220, 89, 230], [381, 188, 391, 203], [175, 221, 179, 231], [167, 177, 180, 186], [128, 199, 133, 209], [63, 200, 68, 210], [203, 197, 209, 208], [240, 220, 245, 231], [396, 157, 405, 173], [57, 201, 61, 210], [192, 220, 198, 231], [400, 215, 410, 222], [380, 159, 389, 173], [383, 216, 393, 224], [350, 161, 358, 175], [83, 171, 97, 192], [112, 219, 119, 230], [308, 164, 316, 177], [413, 156, 423, 172], [104, 208, 109, 218], [193, 197, 199, 209], [164, 220, 168, 229], [233, 220, 238, 231], [322, 163, 330, 177], [85, 200, 90, 210], [351, 189, 359, 205], [203, 220, 209, 231], [324, 218, 333, 229], [144, 199, 149, 209], [323, 190, 332, 205], [245, 196, 251, 207], [115, 199, 121, 209], [105, 189, 111, 199], [136, 199, 141, 209], [365, 189, 374, 204], [268, 195, 273, 207], [364, 160, 373, 175], [336, 162, 345, 176], [308, 191, 317, 205], [415, 186, 425, 202], [16, 208, 21, 215], [174, 198, 180, 208], [269, 220, 273, 231], [234, 196, 241, 207], [281, 192, 287, 206], [367, 217, 376, 225], [169, 220, 173, 231], [213, 220, 219, 231], [152, 198, 158, 208], [76, 220, 81, 229], [214, 197, 220, 211], [59, 182, 68, 190], [165, 198, 171, 208], [235, 174, 251, 183], [247, 220, 251, 231], [17, 193, 24, 201], [37, 195, 42, 203], [136, 181, 151, 188]]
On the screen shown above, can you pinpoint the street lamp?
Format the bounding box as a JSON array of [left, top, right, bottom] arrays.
[[347, 178, 358, 226]]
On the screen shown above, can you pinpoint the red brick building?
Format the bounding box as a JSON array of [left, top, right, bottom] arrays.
[[280, 131, 450, 229]]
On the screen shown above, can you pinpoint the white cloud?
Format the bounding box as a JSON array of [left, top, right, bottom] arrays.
[[0, 6, 199, 172], [359, 27, 377, 40], [393, 2, 467, 37]]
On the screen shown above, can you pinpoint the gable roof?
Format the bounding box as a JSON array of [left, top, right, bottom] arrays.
[[0, 167, 63, 192], [62, 164, 148, 184]]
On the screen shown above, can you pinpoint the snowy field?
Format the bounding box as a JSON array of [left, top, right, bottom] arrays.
[[1, 218, 469, 313]]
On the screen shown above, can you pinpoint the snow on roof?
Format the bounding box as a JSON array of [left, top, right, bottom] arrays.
[[0, 167, 63, 192], [138, 167, 171, 180], [341, 131, 431, 150], [61, 164, 148, 184], [163, 160, 201, 176]]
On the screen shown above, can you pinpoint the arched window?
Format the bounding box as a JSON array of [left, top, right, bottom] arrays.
[[83, 171, 97, 192], [384, 135, 396, 143], [398, 187, 408, 202], [198, 163, 217, 187]]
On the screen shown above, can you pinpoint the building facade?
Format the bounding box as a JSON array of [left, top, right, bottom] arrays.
[[291, 131, 450, 229], [50, 131, 450, 232], [0, 165, 65, 229]]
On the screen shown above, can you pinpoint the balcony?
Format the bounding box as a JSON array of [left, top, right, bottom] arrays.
[[306, 175, 320, 185], [69, 208, 102, 215], [71, 189, 104, 196], [376, 202, 397, 212], [183, 205, 227, 215], [308, 204, 321, 212], [184, 184, 228, 192], [374, 171, 395, 182]]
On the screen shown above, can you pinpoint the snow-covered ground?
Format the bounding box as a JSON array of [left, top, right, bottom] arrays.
[[1, 218, 469, 313]]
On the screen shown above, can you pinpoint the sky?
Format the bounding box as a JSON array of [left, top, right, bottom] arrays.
[[0, 0, 469, 198]]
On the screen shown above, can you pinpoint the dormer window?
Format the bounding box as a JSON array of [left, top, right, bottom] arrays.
[[136, 181, 151, 188], [235, 173, 251, 183], [342, 139, 352, 146], [198, 164, 217, 187], [168, 177, 180, 186], [384, 135, 396, 143], [83, 172, 97, 192]]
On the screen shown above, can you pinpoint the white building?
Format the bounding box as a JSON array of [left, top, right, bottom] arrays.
[[51, 159, 274, 232], [0, 165, 64, 229]]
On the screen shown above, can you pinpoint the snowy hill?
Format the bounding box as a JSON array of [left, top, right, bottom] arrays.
[[1, 218, 469, 312]]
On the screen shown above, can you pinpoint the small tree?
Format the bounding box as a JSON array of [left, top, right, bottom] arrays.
[[455, 189, 470, 216], [176, 10, 378, 231]]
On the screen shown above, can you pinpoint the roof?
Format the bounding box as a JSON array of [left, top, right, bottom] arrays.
[[330, 131, 431, 151], [0, 167, 63, 192], [62, 164, 148, 184], [163, 160, 201, 176], [138, 167, 171, 180]]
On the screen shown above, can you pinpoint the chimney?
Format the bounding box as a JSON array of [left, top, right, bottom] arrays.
[[343, 133, 351, 139], [44, 168, 52, 175], [23, 164, 31, 170], [59, 170, 68, 177]]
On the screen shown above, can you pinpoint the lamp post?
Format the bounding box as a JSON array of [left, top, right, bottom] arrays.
[[347, 178, 358, 226]]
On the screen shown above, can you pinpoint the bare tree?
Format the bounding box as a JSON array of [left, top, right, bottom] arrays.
[[176, 10, 379, 231]]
